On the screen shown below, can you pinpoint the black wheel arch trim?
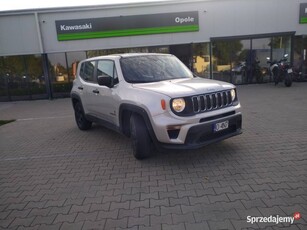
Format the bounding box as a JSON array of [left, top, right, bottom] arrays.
[[119, 103, 158, 144], [71, 93, 82, 106], [71, 93, 87, 115]]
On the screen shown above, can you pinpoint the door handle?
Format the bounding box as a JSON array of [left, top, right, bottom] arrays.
[[78, 86, 83, 90], [92, 89, 99, 94]]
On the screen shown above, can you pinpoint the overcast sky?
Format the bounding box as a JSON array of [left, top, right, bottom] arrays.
[[0, 0, 171, 12]]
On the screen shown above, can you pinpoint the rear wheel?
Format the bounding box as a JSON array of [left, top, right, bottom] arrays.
[[74, 101, 92, 130], [255, 69, 263, 83], [130, 113, 152, 159]]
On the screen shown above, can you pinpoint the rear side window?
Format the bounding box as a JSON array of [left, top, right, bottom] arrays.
[[80, 61, 95, 82]]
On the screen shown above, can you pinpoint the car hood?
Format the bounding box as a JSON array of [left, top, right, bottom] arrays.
[[132, 77, 234, 98]]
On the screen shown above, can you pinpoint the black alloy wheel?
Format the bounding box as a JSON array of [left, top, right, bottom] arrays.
[[130, 113, 152, 159], [74, 101, 92, 130]]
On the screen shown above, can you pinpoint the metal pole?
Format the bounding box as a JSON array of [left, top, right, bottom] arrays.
[[34, 12, 53, 99], [34, 12, 44, 54]]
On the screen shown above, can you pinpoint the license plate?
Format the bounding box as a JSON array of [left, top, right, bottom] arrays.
[[287, 69, 293, 73], [213, 120, 229, 132]]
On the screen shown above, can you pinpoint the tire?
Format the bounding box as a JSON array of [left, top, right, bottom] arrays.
[[74, 101, 92, 130], [130, 113, 152, 159], [285, 73, 292, 87], [272, 67, 279, 85], [255, 69, 263, 83]]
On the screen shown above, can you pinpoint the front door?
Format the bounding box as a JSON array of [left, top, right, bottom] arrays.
[[90, 59, 119, 125]]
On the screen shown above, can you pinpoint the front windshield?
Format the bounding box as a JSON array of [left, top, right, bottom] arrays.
[[120, 55, 193, 83]]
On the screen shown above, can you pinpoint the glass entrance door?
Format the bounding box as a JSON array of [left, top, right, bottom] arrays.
[[250, 38, 271, 83], [211, 34, 293, 84], [212, 39, 250, 84], [294, 35, 307, 80]]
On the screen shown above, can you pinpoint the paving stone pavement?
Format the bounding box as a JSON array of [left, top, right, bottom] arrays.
[[0, 83, 306, 230]]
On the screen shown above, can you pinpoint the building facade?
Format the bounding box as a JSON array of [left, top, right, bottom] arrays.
[[0, 0, 306, 101]]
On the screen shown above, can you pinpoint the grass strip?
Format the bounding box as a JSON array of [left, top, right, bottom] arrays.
[[0, 120, 15, 126]]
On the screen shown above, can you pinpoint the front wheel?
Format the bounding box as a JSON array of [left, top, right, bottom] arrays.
[[130, 114, 152, 159], [284, 73, 292, 87]]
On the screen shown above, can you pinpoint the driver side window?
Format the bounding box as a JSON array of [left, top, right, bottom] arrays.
[[96, 60, 119, 85]]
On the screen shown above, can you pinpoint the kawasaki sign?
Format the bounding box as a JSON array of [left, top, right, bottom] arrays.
[[55, 11, 199, 41], [299, 3, 307, 24]]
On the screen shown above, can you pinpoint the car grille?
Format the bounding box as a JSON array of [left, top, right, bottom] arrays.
[[191, 90, 233, 113]]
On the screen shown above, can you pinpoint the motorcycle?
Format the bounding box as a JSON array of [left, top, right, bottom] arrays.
[[253, 60, 263, 83], [293, 71, 307, 82], [232, 59, 265, 84], [266, 54, 292, 87]]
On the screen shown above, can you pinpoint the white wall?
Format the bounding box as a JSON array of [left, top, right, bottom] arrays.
[[0, 0, 306, 56], [0, 14, 41, 56]]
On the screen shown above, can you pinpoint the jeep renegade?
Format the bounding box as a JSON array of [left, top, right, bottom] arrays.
[[71, 53, 242, 159]]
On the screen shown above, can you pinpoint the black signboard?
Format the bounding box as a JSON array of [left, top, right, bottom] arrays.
[[55, 11, 199, 41]]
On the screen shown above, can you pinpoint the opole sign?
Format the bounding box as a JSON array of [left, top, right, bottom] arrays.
[[55, 11, 199, 41]]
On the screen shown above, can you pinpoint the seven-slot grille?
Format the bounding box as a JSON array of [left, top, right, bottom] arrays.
[[191, 90, 233, 113]]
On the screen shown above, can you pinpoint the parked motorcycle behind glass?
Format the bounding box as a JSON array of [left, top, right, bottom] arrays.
[[266, 54, 292, 87]]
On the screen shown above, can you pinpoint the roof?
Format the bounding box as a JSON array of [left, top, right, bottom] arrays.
[[85, 53, 171, 61]]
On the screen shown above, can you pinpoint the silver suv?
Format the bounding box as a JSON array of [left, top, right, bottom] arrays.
[[71, 53, 242, 159]]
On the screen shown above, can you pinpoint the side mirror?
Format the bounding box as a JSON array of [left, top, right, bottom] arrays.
[[97, 75, 113, 88]]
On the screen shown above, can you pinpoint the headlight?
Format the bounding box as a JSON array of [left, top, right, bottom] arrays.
[[172, 98, 186, 112], [230, 89, 236, 101]]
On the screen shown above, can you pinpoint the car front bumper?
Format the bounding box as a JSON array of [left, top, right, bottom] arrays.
[[150, 108, 242, 150]]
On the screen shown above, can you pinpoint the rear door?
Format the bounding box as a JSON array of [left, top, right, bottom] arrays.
[[78, 60, 97, 115]]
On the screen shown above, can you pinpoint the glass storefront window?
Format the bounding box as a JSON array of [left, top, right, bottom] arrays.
[[66, 51, 87, 82], [169, 44, 192, 70], [25, 55, 47, 99], [48, 53, 70, 97], [0, 34, 299, 102], [0, 55, 46, 101], [2, 56, 30, 100], [294, 36, 303, 74], [0, 56, 11, 101], [303, 36, 307, 76], [293, 35, 307, 78], [0, 57, 7, 101], [272, 36, 291, 62], [193, 43, 210, 78], [148, 46, 169, 53], [86, 47, 149, 58]]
